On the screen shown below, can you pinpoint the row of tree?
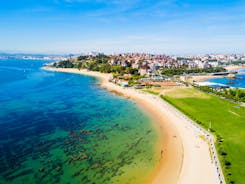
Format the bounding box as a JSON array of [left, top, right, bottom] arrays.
[[53, 60, 74, 68], [195, 85, 245, 102], [161, 67, 226, 76], [229, 60, 245, 65], [53, 55, 140, 76]]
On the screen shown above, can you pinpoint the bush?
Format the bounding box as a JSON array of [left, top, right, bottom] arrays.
[[220, 151, 227, 156], [54, 60, 74, 68], [225, 161, 231, 166]]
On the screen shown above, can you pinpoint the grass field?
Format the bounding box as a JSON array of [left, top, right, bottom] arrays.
[[142, 89, 160, 96], [158, 87, 245, 184]]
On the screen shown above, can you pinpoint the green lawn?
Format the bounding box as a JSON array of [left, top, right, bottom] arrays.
[[161, 88, 245, 184], [142, 89, 160, 96]]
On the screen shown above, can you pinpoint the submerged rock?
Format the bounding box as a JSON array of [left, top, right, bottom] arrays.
[[39, 167, 44, 172]]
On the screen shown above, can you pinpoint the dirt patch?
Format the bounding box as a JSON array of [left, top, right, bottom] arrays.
[[164, 87, 210, 99]]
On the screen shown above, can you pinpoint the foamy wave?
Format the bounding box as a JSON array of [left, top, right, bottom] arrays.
[[194, 81, 228, 87]]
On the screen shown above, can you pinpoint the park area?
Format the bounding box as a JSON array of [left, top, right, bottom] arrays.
[[157, 87, 244, 184]]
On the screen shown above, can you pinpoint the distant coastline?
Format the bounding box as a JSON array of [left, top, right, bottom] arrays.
[[185, 65, 245, 86], [204, 65, 245, 88], [225, 65, 245, 72], [43, 66, 221, 184]]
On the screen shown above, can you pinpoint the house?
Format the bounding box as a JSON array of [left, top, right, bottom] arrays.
[[109, 59, 117, 65], [132, 63, 139, 69], [118, 80, 129, 87], [139, 65, 150, 76]]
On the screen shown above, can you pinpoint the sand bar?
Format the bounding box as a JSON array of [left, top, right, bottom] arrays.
[[43, 67, 221, 184]]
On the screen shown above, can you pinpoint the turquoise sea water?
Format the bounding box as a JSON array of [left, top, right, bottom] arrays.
[[207, 69, 245, 88], [0, 59, 159, 184]]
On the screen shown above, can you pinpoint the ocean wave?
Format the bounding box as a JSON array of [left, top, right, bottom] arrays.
[[194, 81, 228, 87]]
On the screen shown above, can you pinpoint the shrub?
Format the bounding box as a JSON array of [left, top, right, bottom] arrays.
[[225, 161, 231, 166]]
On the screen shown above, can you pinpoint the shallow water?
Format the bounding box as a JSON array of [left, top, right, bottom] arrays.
[[0, 59, 159, 184]]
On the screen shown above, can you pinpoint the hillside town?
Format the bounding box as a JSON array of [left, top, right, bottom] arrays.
[[49, 52, 244, 91], [106, 53, 245, 76]]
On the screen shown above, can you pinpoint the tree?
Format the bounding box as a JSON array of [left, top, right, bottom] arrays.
[[54, 60, 74, 68], [99, 63, 111, 73]]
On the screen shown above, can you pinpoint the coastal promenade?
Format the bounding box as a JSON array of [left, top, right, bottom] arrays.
[[43, 67, 225, 184], [125, 87, 225, 184], [141, 91, 226, 184]]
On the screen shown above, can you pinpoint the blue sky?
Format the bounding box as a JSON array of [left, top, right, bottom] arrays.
[[0, 0, 244, 54]]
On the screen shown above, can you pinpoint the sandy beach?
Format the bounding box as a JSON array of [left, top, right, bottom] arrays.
[[225, 65, 245, 72], [186, 75, 223, 82], [43, 67, 221, 184]]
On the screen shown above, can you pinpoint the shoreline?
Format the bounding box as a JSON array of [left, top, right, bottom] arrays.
[[188, 65, 245, 83], [187, 75, 224, 82], [43, 67, 220, 184], [225, 65, 245, 72]]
